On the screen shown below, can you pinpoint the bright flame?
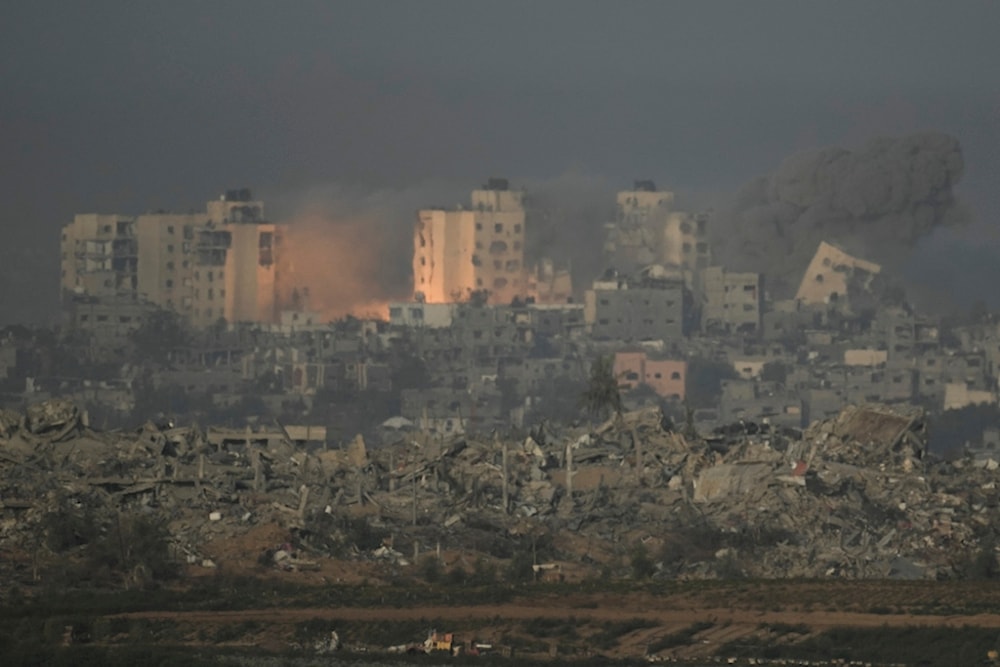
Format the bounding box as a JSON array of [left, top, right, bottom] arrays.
[[280, 211, 406, 322]]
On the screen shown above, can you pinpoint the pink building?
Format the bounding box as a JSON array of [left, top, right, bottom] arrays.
[[613, 351, 685, 400]]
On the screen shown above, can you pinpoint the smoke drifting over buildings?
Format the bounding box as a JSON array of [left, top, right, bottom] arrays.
[[258, 133, 973, 321], [523, 172, 615, 275], [275, 183, 464, 319], [276, 175, 617, 318], [711, 132, 969, 298]]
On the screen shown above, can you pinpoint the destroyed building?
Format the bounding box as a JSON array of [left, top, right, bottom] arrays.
[[795, 241, 881, 307], [602, 180, 710, 280], [3, 395, 998, 588]]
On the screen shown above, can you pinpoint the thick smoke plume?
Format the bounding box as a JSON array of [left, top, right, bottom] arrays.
[[524, 171, 615, 279], [271, 174, 618, 321], [272, 182, 463, 320], [711, 132, 969, 298]]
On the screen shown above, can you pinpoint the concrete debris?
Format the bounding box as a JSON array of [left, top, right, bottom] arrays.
[[22, 399, 83, 442], [1, 397, 997, 581]]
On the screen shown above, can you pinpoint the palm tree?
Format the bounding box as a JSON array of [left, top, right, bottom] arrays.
[[580, 355, 622, 421], [581, 355, 647, 482]]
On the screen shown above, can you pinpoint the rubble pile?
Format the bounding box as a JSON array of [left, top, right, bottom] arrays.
[[0, 399, 997, 582]]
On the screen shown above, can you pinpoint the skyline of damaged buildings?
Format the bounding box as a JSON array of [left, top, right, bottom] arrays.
[[15, 161, 1000, 459]]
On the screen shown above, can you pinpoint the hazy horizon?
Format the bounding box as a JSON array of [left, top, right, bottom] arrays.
[[2, 1, 998, 324]]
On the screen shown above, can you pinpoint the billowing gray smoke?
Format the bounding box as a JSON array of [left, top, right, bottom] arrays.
[[524, 171, 615, 277], [712, 131, 969, 297]]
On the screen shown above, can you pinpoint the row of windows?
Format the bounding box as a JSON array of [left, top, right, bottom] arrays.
[[78, 314, 141, 324], [598, 299, 678, 308], [474, 222, 523, 233], [622, 370, 683, 381], [597, 318, 677, 326]]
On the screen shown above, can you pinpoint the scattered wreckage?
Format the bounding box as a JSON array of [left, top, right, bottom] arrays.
[[0, 397, 995, 582]]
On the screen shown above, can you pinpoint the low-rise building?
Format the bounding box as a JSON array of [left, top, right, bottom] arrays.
[[701, 267, 762, 336], [613, 350, 685, 400], [585, 265, 685, 341]]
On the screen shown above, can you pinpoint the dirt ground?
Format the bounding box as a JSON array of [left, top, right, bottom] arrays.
[[116, 587, 1000, 660]]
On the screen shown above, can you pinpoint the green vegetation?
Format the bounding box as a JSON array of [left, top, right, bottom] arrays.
[[41, 507, 178, 589], [418, 555, 442, 584], [580, 355, 621, 420], [629, 541, 656, 580]]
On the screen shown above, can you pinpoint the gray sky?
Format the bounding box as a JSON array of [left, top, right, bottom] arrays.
[[2, 1, 998, 323]]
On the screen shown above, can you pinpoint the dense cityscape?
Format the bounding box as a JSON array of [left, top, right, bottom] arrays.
[[3, 3, 1000, 665]]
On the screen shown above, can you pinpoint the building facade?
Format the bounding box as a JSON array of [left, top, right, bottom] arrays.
[[413, 178, 526, 305], [701, 266, 762, 335], [585, 265, 685, 341], [613, 350, 686, 400], [61, 189, 286, 328]]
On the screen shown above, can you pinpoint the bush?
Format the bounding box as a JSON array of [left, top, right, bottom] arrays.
[[41, 505, 100, 553], [87, 513, 178, 586], [418, 555, 441, 584], [505, 551, 535, 584], [469, 557, 496, 585], [630, 542, 656, 580]]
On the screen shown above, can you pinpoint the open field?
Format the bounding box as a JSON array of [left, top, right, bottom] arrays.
[[6, 578, 1000, 666]]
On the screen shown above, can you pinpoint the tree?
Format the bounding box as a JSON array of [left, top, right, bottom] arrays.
[[630, 541, 656, 580], [580, 355, 621, 421], [88, 512, 178, 588], [761, 361, 788, 385], [685, 357, 739, 409], [129, 308, 189, 366]]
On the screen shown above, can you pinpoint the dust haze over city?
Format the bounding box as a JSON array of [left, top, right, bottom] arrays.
[[3, 2, 1000, 665]]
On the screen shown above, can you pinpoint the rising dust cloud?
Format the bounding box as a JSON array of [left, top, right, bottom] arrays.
[[275, 132, 968, 319]]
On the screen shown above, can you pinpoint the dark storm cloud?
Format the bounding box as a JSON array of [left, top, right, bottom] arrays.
[[1, 1, 998, 323]]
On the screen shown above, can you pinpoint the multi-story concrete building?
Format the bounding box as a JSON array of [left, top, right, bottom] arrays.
[[795, 242, 880, 306], [65, 297, 156, 355], [604, 180, 674, 270], [413, 178, 527, 306], [585, 265, 685, 342], [701, 266, 762, 335], [613, 350, 686, 400], [603, 180, 710, 280], [61, 189, 287, 329], [663, 211, 711, 278], [60, 214, 138, 300], [388, 302, 456, 329]]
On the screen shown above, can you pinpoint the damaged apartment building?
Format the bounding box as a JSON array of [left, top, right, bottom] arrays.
[[602, 180, 711, 283], [60, 189, 289, 333], [412, 178, 571, 307], [37, 170, 1000, 453], [711, 241, 1000, 428]]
